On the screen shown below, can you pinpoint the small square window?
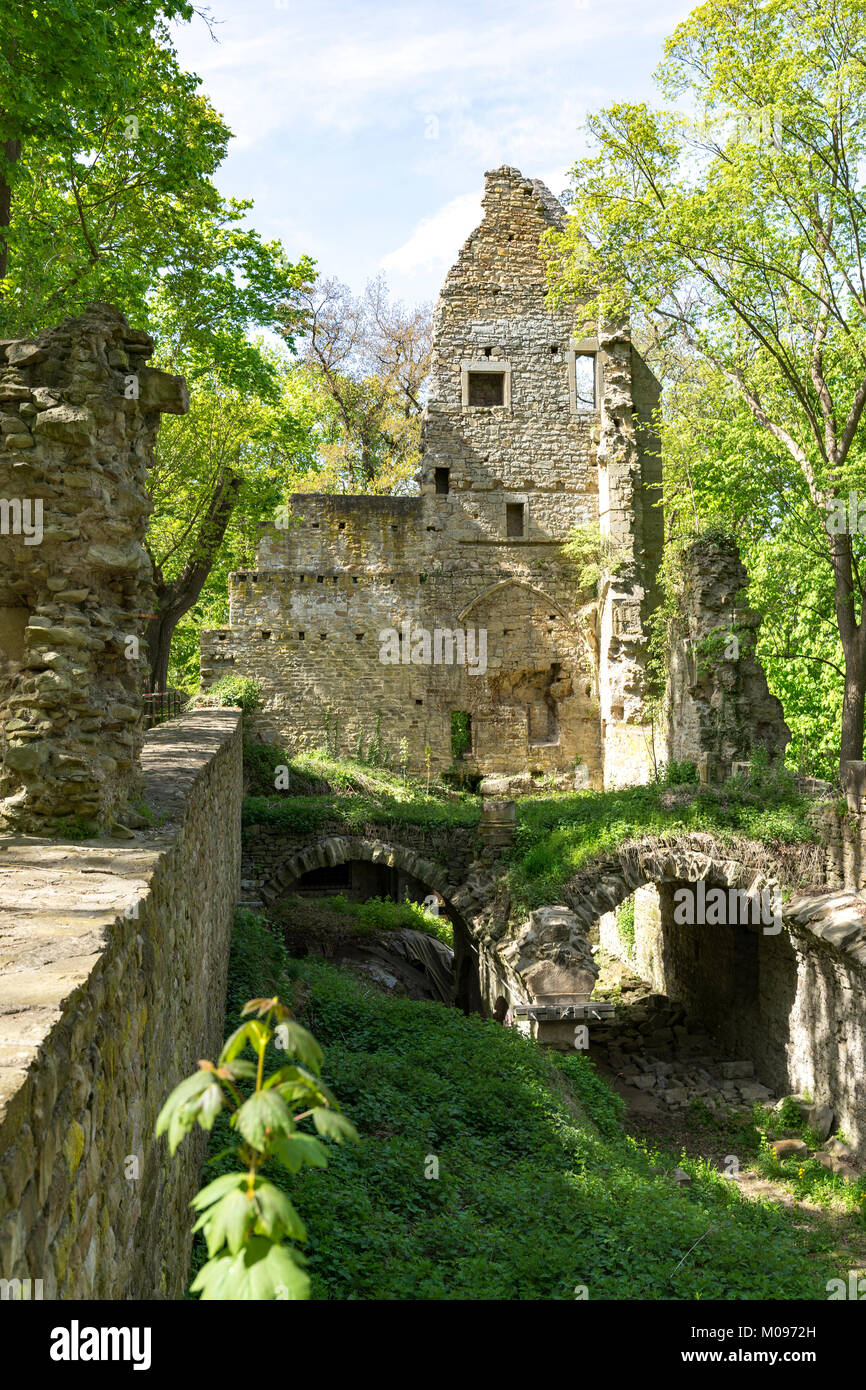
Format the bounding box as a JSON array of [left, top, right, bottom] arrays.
[[468, 371, 505, 406], [506, 503, 525, 538], [434, 467, 450, 495]]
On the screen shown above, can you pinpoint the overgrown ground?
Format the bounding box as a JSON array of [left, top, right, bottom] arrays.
[[188, 909, 854, 1301], [241, 745, 830, 908]]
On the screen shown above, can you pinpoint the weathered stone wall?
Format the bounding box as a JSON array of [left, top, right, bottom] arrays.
[[602, 875, 866, 1152], [0, 710, 242, 1299], [242, 819, 478, 899], [596, 327, 662, 787], [0, 305, 188, 832], [666, 534, 790, 778], [202, 168, 661, 786]]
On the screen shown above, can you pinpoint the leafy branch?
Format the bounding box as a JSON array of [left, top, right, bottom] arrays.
[[156, 994, 358, 1300]]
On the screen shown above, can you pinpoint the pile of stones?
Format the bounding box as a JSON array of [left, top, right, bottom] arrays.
[[588, 981, 776, 1114]]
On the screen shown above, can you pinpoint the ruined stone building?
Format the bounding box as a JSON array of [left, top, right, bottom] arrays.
[[201, 166, 665, 785]]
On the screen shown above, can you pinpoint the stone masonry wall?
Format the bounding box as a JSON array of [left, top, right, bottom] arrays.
[[603, 877, 866, 1151], [0, 304, 188, 832], [0, 710, 242, 1299]]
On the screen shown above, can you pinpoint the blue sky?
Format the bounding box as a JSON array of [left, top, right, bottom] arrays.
[[172, 0, 692, 309]]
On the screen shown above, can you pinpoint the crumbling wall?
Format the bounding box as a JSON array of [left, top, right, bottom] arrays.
[[596, 325, 662, 787], [0, 304, 188, 832], [666, 533, 789, 778]]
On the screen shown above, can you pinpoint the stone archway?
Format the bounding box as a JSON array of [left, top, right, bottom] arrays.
[[260, 835, 482, 1012], [260, 834, 463, 908], [460, 833, 785, 1016]]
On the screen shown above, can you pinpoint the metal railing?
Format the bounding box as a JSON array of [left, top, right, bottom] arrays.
[[142, 689, 188, 729]]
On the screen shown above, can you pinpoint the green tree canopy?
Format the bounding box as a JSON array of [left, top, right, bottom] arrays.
[[548, 0, 866, 770]]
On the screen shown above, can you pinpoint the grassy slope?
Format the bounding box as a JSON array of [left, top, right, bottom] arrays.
[[192, 910, 840, 1301]]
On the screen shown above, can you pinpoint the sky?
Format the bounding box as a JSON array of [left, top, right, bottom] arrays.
[[171, 0, 693, 309]]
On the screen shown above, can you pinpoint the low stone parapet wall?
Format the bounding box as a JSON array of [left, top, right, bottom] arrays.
[[0, 709, 242, 1299]]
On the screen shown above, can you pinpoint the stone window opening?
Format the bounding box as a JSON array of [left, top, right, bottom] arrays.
[[338, 521, 346, 529], [260, 631, 271, 640], [312, 522, 320, 529], [506, 502, 525, 538], [574, 354, 596, 408], [415, 698, 423, 706], [483, 346, 493, 357], [434, 467, 450, 495], [468, 371, 505, 406], [319, 633, 327, 640], [568, 337, 599, 413], [451, 711, 472, 760], [355, 633, 363, 641], [461, 358, 512, 410], [298, 631, 305, 639], [317, 575, 324, 583], [352, 576, 358, 583]]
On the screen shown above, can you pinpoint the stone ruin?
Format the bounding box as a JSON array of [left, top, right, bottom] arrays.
[[0, 304, 188, 832], [665, 532, 790, 778], [201, 166, 664, 789]]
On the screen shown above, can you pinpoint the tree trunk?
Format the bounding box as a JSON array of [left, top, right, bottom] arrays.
[[832, 531, 866, 773], [0, 137, 21, 285], [145, 468, 242, 690], [839, 634, 866, 769]]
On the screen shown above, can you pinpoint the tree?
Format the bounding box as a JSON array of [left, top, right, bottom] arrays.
[[0, 9, 318, 689], [1, 14, 315, 379], [0, 0, 193, 287], [547, 0, 866, 772], [661, 357, 845, 775], [145, 355, 321, 691], [280, 274, 431, 493]]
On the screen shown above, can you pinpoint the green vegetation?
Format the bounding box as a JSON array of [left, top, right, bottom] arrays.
[[158, 946, 357, 1299], [547, 0, 866, 773], [206, 676, 262, 717], [508, 771, 822, 910], [294, 893, 453, 948], [615, 897, 636, 951], [450, 711, 471, 761], [242, 746, 481, 840], [190, 910, 842, 1300]]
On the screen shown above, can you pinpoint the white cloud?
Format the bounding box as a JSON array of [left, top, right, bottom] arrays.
[[173, 0, 679, 151], [380, 190, 483, 278]]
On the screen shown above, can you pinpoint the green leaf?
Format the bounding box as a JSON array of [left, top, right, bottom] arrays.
[[234, 1089, 296, 1150], [195, 1185, 259, 1258], [311, 1107, 359, 1144], [219, 1022, 254, 1064], [155, 1069, 224, 1155], [271, 1132, 330, 1174], [190, 1237, 310, 1300], [274, 1020, 324, 1072], [254, 1181, 306, 1243], [190, 1172, 248, 1211]]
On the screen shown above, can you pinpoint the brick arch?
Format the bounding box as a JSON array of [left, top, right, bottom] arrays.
[[260, 834, 464, 910], [473, 835, 789, 1005]]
